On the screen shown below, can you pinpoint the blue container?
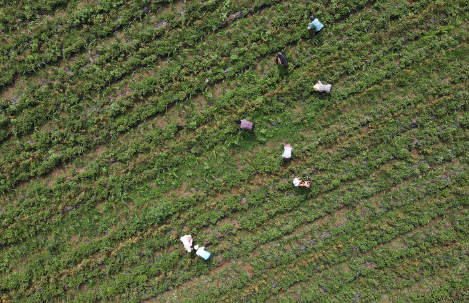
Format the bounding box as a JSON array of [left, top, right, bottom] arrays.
[[308, 16, 324, 32], [196, 247, 211, 260]]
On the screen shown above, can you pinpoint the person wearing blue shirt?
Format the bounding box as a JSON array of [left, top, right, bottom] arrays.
[[194, 245, 211, 260], [308, 15, 324, 32]]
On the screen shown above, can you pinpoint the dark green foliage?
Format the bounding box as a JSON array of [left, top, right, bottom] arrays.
[[0, 0, 468, 302]]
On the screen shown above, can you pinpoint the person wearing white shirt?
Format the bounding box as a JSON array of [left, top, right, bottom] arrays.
[[180, 235, 193, 252], [293, 177, 311, 188], [282, 144, 292, 159]]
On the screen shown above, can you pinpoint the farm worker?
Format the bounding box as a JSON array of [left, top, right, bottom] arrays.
[[308, 15, 324, 32], [180, 235, 193, 252], [194, 245, 211, 260], [282, 144, 293, 159], [276, 52, 288, 68], [293, 177, 311, 188], [237, 119, 255, 131], [293, 177, 301, 187], [313, 80, 332, 93]]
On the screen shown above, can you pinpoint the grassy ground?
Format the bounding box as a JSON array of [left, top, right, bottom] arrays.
[[1, 0, 468, 302]]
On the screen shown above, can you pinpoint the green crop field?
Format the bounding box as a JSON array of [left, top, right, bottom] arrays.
[[0, 0, 468, 302]]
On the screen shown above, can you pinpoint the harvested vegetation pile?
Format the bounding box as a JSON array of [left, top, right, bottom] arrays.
[[0, 0, 468, 302]]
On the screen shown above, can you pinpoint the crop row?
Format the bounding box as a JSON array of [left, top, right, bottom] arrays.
[[1, 0, 468, 301], [3, 148, 467, 301], [2, 84, 467, 300], [0, 0, 157, 88], [2, 29, 466, 250], [2, 16, 464, 282], [179, 191, 469, 302], [0, 0, 386, 193], [0, 0, 69, 32], [1, 0, 465, 197]]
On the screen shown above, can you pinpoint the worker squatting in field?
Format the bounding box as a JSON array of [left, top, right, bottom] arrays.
[[236, 119, 255, 131], [180, 235, 211, 260]]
